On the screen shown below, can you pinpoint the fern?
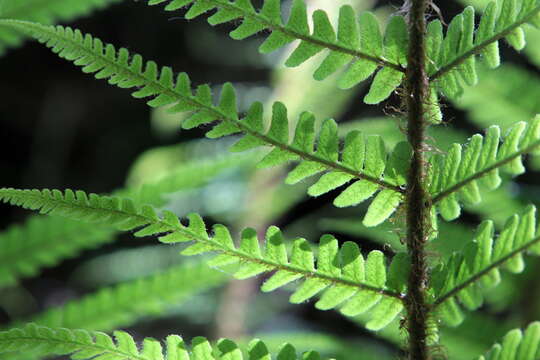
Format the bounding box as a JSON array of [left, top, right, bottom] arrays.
[[0, 146, 244, 289], [0, 19, 410, 226], [428, 115, 540, 221], [477, 322, 540, 359], [2, 0, 540, 358], [16, 261, 226, 331], [0, 187, 405, 331], [0, 323, 319, 360], [0, 216, 115, 288], [427, 0, 540, 98], [145, 0, 407, 101], [431, 205, 540, 326], [0, 0, 121, 54]]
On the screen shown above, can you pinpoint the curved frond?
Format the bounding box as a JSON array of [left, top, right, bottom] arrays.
[[145, 0, 407, 101], [20, 261, 226, 331], [428, 0, 540, 98], [0, 216, 115, 288], [0, 188, 405, 331], [0, 324, 320, 360], [0, 20, 409, 225], [428, 116, 540, 221], [431, 205, 540, 326], [476, 322, 540, 360], [0, 0, 120, 54]]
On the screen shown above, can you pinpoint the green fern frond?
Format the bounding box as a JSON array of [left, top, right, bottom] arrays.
[[0, 20, 409, 226], [0, 216, 115, 288], [476, 322, 540, 360], [0, 0, 120, 54], [0, 188, 405, 331], [428, 0, 540, 98], [21, 261, 226, 331], [431, 205, 540, 326], [145, 0, 407, 101], [428, 116, 540, 221], [0, 323, 320, 360]]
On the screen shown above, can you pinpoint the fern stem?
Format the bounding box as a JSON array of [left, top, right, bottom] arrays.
[[430, 4, 540, 80], [432, 234, 540, 308], [404, 0, 431, 358]]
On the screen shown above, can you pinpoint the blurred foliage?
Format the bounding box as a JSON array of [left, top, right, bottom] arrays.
[[0, 0, 540, 359]]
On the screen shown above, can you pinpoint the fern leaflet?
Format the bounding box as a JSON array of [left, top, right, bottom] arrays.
[[0, 324, 320, 360], [428, 116, 540, 221], [431, 205, 540, 326], [0, 20, 410, 226], [476, 322, 540, 360], [145, 0, 407, 102], [427, 0, 540, 98], [0, 188, 405, 331], [0, 216, 115, 288], [12, 261, 226, 331], [0, 0, 121, 54]]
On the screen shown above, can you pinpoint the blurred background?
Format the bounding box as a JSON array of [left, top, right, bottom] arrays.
[[0, 0, 540, 359]]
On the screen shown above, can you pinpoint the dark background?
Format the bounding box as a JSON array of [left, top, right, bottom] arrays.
[[1, 0, 540, 357]]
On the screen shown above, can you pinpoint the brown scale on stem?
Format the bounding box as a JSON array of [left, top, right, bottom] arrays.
[[402, 0, 433, 359]]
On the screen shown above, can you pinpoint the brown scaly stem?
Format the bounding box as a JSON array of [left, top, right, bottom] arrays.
[[404, 0, 431, 359]]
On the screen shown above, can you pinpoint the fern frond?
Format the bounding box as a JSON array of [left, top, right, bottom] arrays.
[[0, 145, 246, 289], [0, 324, 320, 360], [476, 322, 540, 360], [0, 0, 120, 54], [431, 205, 540, 326], [428, 0, 540, 98], [428, 116, 540, 221], [0, 188, 405, 331], [145, 0, 407, 101], [22, 261, 226, 331], [0, 216, 115, 288], [0, 20, 409, 226]]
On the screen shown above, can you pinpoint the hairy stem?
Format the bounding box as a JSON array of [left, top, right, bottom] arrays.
[[404, 0, 431, 359]]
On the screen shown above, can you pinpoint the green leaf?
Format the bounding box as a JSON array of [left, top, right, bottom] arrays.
[[0, 19, 407, 221], [0, 187, 403, 332], [0, 324, 318, 360], [431, 117, 540, 220], [141, 0, 405, 88], [431, 0, 540, 96], [477, 323, 540, 360], [363, 68, 404, 104], [432, 206, 540, 326], [363, 190, 403, 227]]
